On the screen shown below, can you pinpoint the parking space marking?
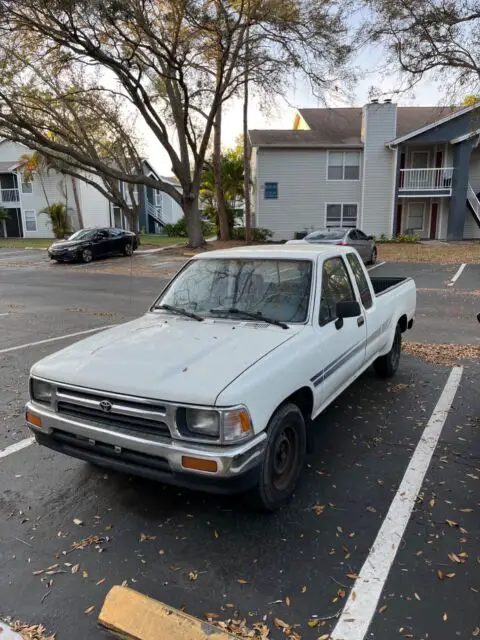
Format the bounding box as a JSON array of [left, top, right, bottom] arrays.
[[331, 365, 463, 640], [0, 437, 35, 459], [0, 324, 116, 355], [0, 313, 9, 317], [448, 263, 466, 287], [367, 261, 386, 271]]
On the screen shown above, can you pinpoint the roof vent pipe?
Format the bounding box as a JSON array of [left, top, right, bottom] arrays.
[[384, 98, 392, 103], [371, 98, 379, 104]]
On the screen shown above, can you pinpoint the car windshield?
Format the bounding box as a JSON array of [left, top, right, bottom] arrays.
[[153, 258, 313, 323], [68, 229, 97, 241], [305, 229, 345, 240]]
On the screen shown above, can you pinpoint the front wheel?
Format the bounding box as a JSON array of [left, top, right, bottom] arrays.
[[374, 325, 402, 378], [123, 242, 133, 256], [82, 248, 93, 263], [245, 403, 306, 512]]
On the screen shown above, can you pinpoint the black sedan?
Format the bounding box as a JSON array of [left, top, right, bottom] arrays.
[[48, 228, 137, 263]]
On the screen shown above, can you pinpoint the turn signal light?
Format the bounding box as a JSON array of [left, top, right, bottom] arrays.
[[181, 456, 218, 473], [26, 412, 42, 428]]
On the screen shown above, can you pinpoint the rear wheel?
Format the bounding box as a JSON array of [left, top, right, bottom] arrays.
[[374, 325, 402, 378], [246, 403, 306, 512], [369, 247, 377, 265], [123, 242, 133, 256], [82, 248, 93, 263]]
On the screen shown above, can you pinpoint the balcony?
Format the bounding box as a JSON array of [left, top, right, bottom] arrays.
[[0, 188, 20, 205], [399, 168, 454, 196]]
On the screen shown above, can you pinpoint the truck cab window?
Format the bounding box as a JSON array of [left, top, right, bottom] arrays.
[[319, 257, 355, 326], [347, 253, 373, 309]]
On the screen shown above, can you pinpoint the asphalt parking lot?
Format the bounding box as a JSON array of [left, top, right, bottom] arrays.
[[0, 253, 479, 639]]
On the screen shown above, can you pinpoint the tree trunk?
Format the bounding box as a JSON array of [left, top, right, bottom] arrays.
[[71, 176, 84, 229], [213, 105, 229, 241], [1, 219, 6, 238], [243, 1, 252, 242], [39, 176, 50, 209], [184, 196, 204, 248]]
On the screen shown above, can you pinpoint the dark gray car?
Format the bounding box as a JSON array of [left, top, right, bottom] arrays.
[[287, 228, 377, 265]]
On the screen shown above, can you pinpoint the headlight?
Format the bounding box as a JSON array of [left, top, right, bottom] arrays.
[[31, 379, 53, 404], [68, 246, 78, 252], [222, 408, 252, 442], [184, 408, 220, 437]]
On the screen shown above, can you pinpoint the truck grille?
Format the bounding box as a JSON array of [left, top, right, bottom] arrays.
[[56, 387, 171, 441]]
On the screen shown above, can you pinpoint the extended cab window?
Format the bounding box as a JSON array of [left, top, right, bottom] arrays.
[[347, 253, 373, 309], [319, 257, 355, 326]]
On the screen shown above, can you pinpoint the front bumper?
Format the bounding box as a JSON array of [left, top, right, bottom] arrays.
[[48, 249, 80, 261], [26, 402, 266, 495]]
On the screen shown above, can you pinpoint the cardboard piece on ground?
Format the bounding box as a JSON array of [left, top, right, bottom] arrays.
[[98, 585, 236, 640]]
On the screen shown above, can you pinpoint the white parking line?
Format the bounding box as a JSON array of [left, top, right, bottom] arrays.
[[448, 263, 466, 287], [0, 313, 9, 317], [331, 365, 463, 640], [0, 324, 115, 355], [0, 437, 35, 459], [367, 261, 386, 271]]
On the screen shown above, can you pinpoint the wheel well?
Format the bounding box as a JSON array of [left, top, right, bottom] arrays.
[[284, 387, 314, 424], [398, 314, 408, 333]]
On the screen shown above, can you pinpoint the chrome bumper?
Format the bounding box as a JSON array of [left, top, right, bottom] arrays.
[[25, 401, 266, 480]]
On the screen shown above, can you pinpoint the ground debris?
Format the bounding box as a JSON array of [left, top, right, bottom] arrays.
[[210, 616, 270, 638], [2, 618, 55, 640], [403, 341, 480, 365]]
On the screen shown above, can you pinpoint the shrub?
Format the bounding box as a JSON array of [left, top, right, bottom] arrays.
[[294, 231, 308, 240], [40, 202, 71, 238], [231, 227, 273, 241], [163, 217, 215, 238]]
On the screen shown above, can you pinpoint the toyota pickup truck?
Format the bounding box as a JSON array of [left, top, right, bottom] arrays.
[[26, 245, 416, 511]]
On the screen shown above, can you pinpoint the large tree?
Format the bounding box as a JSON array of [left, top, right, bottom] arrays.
[[0, 0, 352, 247], [365, 0, 480, 96]]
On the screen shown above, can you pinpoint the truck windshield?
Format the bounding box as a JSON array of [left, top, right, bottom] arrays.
[[153, 258, 312, 323]]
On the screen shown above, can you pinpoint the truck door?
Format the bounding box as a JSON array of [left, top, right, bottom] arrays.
[[312, 256, 367, 408]]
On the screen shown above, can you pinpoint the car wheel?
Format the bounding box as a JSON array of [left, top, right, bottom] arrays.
[[82, 248, 93, 263], [374, 325, 402, 378], [369, 247, 377, 265], [123, 242, 133, 256], [246, 403, 306, 512]]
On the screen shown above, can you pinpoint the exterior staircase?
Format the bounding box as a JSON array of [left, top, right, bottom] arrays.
[[146, 201, 167, 228], [466, 184, 480, 229]]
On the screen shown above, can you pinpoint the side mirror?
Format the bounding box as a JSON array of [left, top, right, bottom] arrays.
[[336, 300, 361, 319]]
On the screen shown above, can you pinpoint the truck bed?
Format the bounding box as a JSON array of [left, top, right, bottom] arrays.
[[370, 276, 411, 296]]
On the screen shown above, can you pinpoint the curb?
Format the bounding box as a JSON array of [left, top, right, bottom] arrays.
[[98, 585, 236, 639]]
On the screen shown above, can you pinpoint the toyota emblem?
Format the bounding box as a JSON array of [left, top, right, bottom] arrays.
[[99, 400, 113, 413]]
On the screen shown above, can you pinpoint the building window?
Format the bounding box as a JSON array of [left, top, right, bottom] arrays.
[[22, 180, 33, 194], [326, 203, 358, 228], [264, 182, 278, 199], [24, 209, 37, 232], [407, 202, 424, 232], [327, 151, 360, 180]]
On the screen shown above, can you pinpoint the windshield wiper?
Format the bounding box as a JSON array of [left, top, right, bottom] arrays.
[[156, 303, 204, 322], [210, 307, 289, 329]]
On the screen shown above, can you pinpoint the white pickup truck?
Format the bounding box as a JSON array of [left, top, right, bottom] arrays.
[[26, 245, 416, 510]]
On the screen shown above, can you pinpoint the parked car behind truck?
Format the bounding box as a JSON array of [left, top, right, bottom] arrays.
[[26, 245, 416, 511]]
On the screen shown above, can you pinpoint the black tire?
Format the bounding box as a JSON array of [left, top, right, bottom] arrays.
[[369, 247, 377, 265], [374, 325, 402, 378], [82, 248, 93, 263], [123, 242, 133, 256], [246, 403, 306, 512]]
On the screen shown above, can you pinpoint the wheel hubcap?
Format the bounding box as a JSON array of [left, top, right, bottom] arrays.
[[271, 425, 298, 492]]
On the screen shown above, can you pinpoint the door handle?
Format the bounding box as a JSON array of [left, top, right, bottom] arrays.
[[357, 316, 365, 327]]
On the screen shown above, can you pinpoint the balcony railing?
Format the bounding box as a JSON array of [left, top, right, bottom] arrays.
[[0, 188, 20, 203], [399, 168, 454, 192]]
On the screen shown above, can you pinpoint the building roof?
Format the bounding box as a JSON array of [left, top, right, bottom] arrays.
[[249, 105, 461, 148], [0, 161, 19, 172]]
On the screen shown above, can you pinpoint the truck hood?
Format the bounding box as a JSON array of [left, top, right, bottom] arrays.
[[31, 313, 301, 405]]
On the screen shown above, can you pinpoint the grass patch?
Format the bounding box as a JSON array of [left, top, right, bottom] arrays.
[[0, 237, 51, 249], [140, 235, 185, 246], [378, 242, 480, 264]]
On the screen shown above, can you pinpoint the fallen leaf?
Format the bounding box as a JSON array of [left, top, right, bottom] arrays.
[[204, 613, 219, 620], [448, 553, 462, 563], [188, 571, 198, 581], [214, 530, 219, 539], [84, 606, 95, 615], [307, 619, 319, 628], [82, 570, 88, 578], [414, 592, 420, 601], [312, 504, 325, 515], [139, 533, 156, 542], [437, 570, 444, 580], [472, 627, 480, 637], [237, 578, 248, 584], [301, 585, 307, 593], [442, 613, 448, 622], [351, 591, 357, 601], [366, 506, 377, 513], [445, 572, 456, 579], [346, 573, 359, 580], [71, 564, 80, 574], [96, 578, 106, 586], [445, 520, 458, 527], [273, 618, 289, 630], [378, 605, 387, 614], [459, 508, 473, 513], [285, 596, 291, 606], [429, 497, 435, 508], [318, 635, 330, 640], [73, 519, 83, 526]]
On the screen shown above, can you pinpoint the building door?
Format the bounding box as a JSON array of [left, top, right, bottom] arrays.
[[429, 203, 438, 239], [5, 208, 22, 237], [395, 203, 403, 235], [407, 202, 425, 235]]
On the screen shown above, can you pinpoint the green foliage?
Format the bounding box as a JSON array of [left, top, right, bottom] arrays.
[[0, 207, 9, 221], [462, 95, 480, 106], [164, 217, 215, 238], [231, 227, 273, 241], [294, 231, 309, 239], [376, 232, 420, 243], [39, 202, 71, 239]]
